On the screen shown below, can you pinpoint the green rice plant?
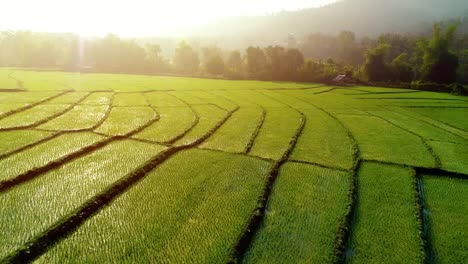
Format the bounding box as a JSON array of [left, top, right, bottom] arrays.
[[349, 86, 419, 93], [38, 105, 109, 131], [0, 132, 105, 182], [200, 107, 264, 153], [45, 92, 89, 104], [94, 106, 155, 136], [169, 91, 207, 104], [211, 91, 258, 107], [244, 162, 350, 263], [0, 104, 28, 116], [0, 130, 53, 156], [290, 107, 355, 170], [261, 90, 313, 109], [192, 91, 238, 111], [0, 140, 166, 259], [0, 91, 60, 104], [428, 141, 468, 174], [347, 162, 423, 263], [338, 115, 436, 167], [0, 104, 72, 129], [145, 92, 186, 107], [79, 92, 113, 105], [409, 108, 468, 131], [369, 110, 467, 144], [0, 69, 19, 88], [279, 90, 351, 109], [112, 93, 147, 106], [351, 91, 468, 100], [325, 108, 369, 115], [36, 149, 270, 263], [423, 176, 468, 264], [133, 106, 197, 143], [249, 107, 302, 160], [236, 91, 286, 108], [174, 105, 227, 146], [389, 107, 468, 139]]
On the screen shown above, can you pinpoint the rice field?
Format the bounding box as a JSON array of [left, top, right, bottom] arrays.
[[0, 68, 466, 263]]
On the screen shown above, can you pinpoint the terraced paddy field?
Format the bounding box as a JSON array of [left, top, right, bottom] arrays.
[[0, 69, 467, 263]]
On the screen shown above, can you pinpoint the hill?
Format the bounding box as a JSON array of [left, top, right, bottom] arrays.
[[192, 0, 468, 41]]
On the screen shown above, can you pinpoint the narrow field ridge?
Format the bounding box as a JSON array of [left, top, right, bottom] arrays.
[[231, 111, 306, 263]]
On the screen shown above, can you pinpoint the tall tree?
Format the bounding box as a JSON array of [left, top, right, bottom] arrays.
[[419, 23, 459, 84], [246, 46, 268, 79], [363, 42, 393, 82], [174, 41, 200, 74]]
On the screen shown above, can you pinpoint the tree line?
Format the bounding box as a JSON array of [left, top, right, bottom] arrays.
[[0, 23, 466, 88]]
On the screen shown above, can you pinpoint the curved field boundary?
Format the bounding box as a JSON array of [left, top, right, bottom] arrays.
[[0, 131, 62, 160], [387, 107, 468, 140], [265, 90, 362, 263], [0, 91, 70, 120], [266, 84, 327, 91], [0, 92, 93, 131], [0, 104, 160, 192], [162, 93, 200, 145], [2, 105, 239, 263], [244, 108, 266, 154], [414, 171, 433, 264], [231, 109, 306, 262], [365, 112, 441, 169], [0, 94, 114, 159]]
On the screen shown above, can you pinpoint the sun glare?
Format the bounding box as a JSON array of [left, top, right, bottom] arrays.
[[0, 0, 335, 37]]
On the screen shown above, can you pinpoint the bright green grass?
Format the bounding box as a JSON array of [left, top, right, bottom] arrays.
[[290, 107, 355, 170], [145, 92, 186, 107], [261, 90, 313, 109], [211, 90, 260, 107], [200, 107, 264, 153], [0, 130, 52, 156], [351, 91, 468, 101], [0, 104, 28, 116], [249, 107, 302, 160], [428, 141, 468, 174], [348, 86, 420, 93], [79, 92, 113, 105], [235, 90, 286, 108], [369, 110, 467, 144], [112, 93, 147, 106], [0, 140, 166, 259], [37, 149, 270, 263], [324, 108, 369, 115], [244, 162, 349, 263], [0, 132, 105, 182], [280, 90, 351, 109], [0, 69, 19, 88], [38, 105, 109, 131], [409, 108, 468, 131], [192, 91, 238, 111], [0, 91, 59, 104], [94, 106, 155, 136], [169, 91, 207, 104], [348, 162, 423, 264], [9, 71, 71, 90], [423, 176, 468, 264], [338, 115, 436, 167], [174, 105, 227, 146], [389, 107, 468, 139], [0, 104, 71, 129], [133, 106, 196, 143], [45, 92, 89, 104]]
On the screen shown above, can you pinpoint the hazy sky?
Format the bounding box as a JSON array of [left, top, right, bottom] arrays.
[[0, 0, 336, 37]]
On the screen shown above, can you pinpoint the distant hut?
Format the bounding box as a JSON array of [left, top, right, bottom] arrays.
[[332, 74, 354, 86]]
